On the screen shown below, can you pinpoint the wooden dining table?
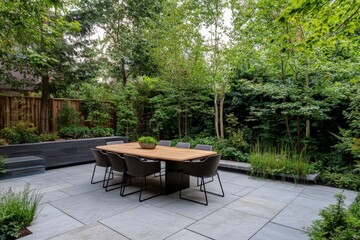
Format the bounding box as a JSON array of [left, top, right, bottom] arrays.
[[96, 142, 217, 194]]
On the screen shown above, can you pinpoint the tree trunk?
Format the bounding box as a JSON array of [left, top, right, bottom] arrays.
[[285, 115, 294, 152], [306, 118, 310, 138], [219, 81, 225, 138], [39, 73, 50, 134], [184, 96, 188, 138], [297, 116, 301, 152], [178, 97, 182, 139], [214, 88, 220, 138]]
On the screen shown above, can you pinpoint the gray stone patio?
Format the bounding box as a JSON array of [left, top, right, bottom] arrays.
[[0, 163, 358, 240]]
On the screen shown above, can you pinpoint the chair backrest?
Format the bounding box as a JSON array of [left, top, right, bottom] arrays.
[[106, 140, 124, 145], [123, 155, 144, 177], [124, 155, 160, 177], [91, 148, 110, 167], [107, 152, 126, 172], [195, 144, 212, 151], [158, 140, 171, 147], [184, 154, 221, 178], [175, 142, 190, 149]]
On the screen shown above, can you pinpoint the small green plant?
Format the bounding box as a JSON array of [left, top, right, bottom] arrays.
[[307, 194, 360, 240], [321, 171, 360, 191], [0, 121, 39, 144], [250, 143, 311, 180], [39, 133, 58, 142], [57, 101, 81, 129], [90, 127, 114, 137], [138, 136, 158, 144], [0, 185, 43, 239], [86, 110, 112, 128], [0, 155, 6, 174]]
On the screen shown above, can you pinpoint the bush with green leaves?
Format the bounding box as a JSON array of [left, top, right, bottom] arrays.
[[250, 144, 311, 180], [0, 155, 5, 174], [171, 137, 249, 162], [58, 126, 114, 139], [90, 127, 114, 137], [321, 171, 360, 191], [138, 136, 158, 144], [0, 121, 39, 144], [39, 133, 58, 142], [86, 110, 112, 128], [57, 101, 82, 129], [0, 185, 43, 239], [307, 194, 360, 240]]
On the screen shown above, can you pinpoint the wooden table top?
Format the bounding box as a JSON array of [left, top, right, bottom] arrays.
[[96, 142, 217, 162]]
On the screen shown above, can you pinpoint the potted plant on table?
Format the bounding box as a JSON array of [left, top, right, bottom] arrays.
[[138, 136, 158, 149]]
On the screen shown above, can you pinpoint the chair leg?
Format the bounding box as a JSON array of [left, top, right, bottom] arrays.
[[91, 164, 110, 185], [197, 176, 214, 186], [121, 174, 141, 197], [200, 172, 225, 197], [139, 175, 163, 202], [180, 175, 208, 205], [105, 171, 125, 192]]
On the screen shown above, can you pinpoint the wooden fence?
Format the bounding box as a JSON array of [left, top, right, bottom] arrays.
[[0, 96, 107, 132]]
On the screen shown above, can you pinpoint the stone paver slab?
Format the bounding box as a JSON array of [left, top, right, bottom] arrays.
[[166, 229, 211, 240], [227, 195, 287, 219], [51, 189, 140, 224], [247, 186, 300, 204], [22, 204, 83, 240], [101, 204, 194, 240], [50, 223, 127, 240], [251, 222, 307, 240], [188, 207, 268, 240]]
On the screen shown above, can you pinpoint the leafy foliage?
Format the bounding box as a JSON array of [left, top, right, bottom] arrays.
[[0, 155, 5, 174], [57, 102, 82, 129], [307, 194, 360, 240], [0, 121, 39, 144], [58, 126, 113, 139], [138, 136, 157, 144], [0, 185, 43, 240]]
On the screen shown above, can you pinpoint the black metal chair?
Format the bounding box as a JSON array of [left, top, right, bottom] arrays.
[[175, 142, 190, 149], [90, 148, 113, 188], [106, 140, 125, 145], [194, 144, 214, 185], [195, 144, 212, 151], [179, 154, 224, 206], [153, 140, 171, 177], [105, 152, 127, 192], [158, 140, 171, 147], [122, 155, 163, 202]]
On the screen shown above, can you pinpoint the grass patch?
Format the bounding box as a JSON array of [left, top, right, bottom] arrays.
[[250, 143, 311, 181], [0, 185, 43, 239]]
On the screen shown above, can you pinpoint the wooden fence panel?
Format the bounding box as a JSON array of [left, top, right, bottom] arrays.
[[0, 96, 116, 133]]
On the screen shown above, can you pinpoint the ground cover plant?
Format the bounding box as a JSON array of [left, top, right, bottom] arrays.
[[0, 185, 43, 239], [307, 194, 360, 240]]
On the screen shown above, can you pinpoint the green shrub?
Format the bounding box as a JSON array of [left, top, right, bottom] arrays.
[[0, 185, 43, 239], [0, 155, 5, 174], [86, 110, 112, 128], [0, 121, 39, 144], [57, 101, 81, 129], [58, 126, 114, 139], [250, 145, 311, 180], [228, 130, 249, 152], [307, 194, 360, 240], [58, 126, 91, 139], [138, 136, 158, 144], [221, 147, 249, 162], [39, 133, 58, 142], [90, 127, 114, 137], [321, 171, 360, 191]]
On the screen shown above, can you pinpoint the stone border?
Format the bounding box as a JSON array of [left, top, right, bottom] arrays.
[[219, 159, 319, 183]]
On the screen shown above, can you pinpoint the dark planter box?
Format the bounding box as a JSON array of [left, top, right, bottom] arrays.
[[0, 136, 128, 168]]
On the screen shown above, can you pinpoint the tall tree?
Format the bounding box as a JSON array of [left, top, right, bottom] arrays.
[[0, 0, 80, 133]]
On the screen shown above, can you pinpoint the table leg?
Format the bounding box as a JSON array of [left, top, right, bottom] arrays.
[[164, 161, 189, 195]]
